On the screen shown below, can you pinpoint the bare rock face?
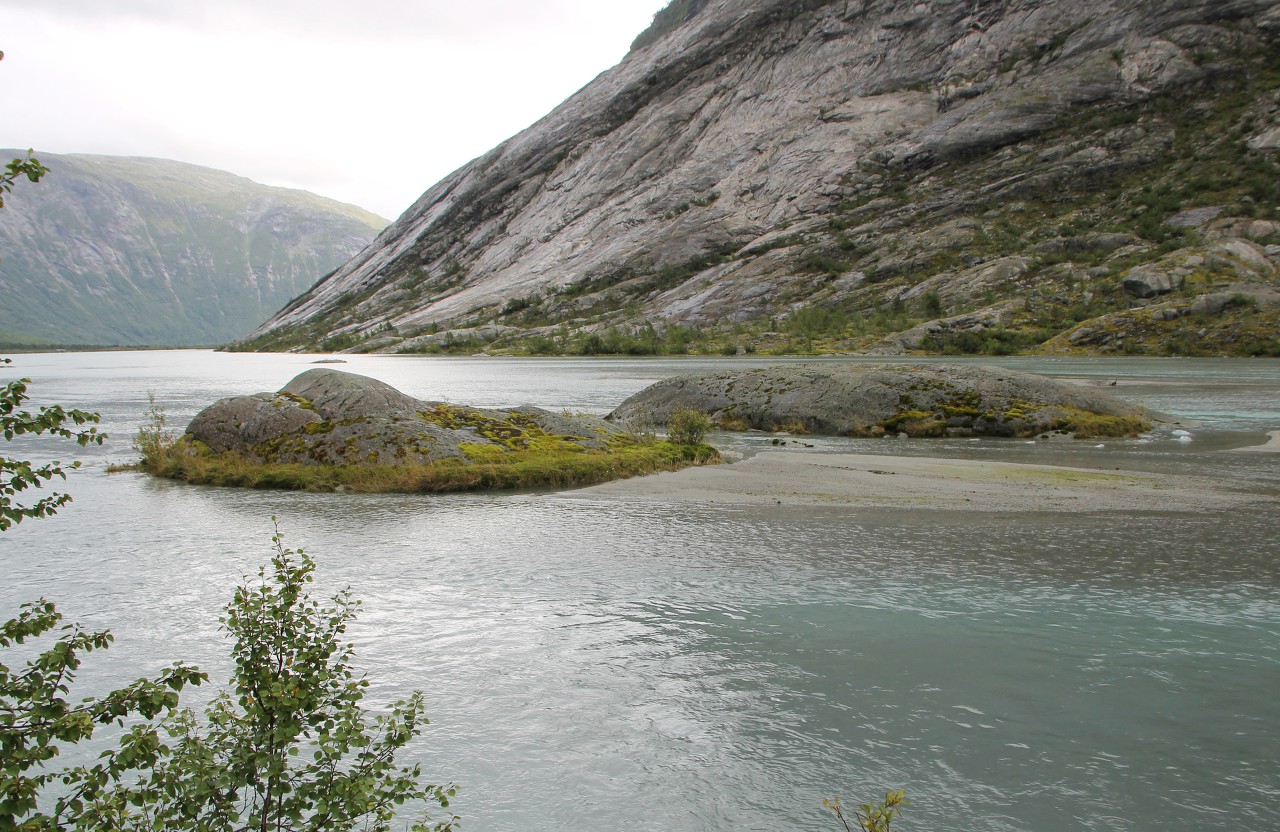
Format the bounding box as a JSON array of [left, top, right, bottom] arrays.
[[278, 369, 424, 421], [609, 363, 1154, 437], [1123, 266, 1184, 298], [186, 394, 322, 453], [239, 0, 1280, 357], [185, 369, 626, 465]]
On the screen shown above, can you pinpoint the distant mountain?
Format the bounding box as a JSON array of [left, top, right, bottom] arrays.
[[241, 0, 1280, 358], [0, 153, 387, 347]]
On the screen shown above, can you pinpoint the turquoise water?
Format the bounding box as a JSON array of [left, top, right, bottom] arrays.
[[2, 352, 1278, 831]]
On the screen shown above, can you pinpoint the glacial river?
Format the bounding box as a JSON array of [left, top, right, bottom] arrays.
[[2, 351, 1278, 832]]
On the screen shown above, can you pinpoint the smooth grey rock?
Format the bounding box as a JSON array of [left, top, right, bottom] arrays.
[[185, 369, 628, 466], [1034, 233, 1135, 255], [1167, 207, 1224, 229], [1189, 292, 1241, 316], [1120, 39, 1202, 94], [186, 394, 321, 453], [609, 363, 1152, 437], [1213, 239, 1276, 274], [1248, 125, 1280, 150], [1261, 5, 1280, 33], [1069, 327, 1102, 344], [1123, 266, 1184, 298], [1205, 217, 1280, 242], [397, 325, 523, 351], [280, 368, 425, 421]]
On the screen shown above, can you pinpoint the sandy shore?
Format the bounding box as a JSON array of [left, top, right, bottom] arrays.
[[1229, 430, 1280, 453], [568, 451, 1275, 512]]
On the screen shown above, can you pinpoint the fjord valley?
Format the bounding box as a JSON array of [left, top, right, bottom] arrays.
[[238, 0, 1280, 359], [0, 152, 387, 349], [4, 2, 1280, 831]]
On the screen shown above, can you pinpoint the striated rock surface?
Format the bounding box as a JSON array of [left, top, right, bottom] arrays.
[[240, 0, 1280, 358], [185, 368, 627, 466], [609, 363, 1154, 437], [0, 153, 386, 347]]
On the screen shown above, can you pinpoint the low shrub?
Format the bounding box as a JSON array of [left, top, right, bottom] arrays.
[[1053, 410, 1151, 438], [668, 409, 712, 445], [133, 393, 176, 469], [825, 789, 908, 832]]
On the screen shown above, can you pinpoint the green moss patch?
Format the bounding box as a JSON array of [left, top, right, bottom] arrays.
[[143, 437, 717, 494], [1047, 409, 1151, 439]]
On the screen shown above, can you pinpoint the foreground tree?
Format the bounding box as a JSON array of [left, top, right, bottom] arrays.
[[2, 146, 192, 830], [65, 526, 458, 832], [2, 259, 199, 826], [3, 142, 455, 830], [3, 149, 201, 824], [1, 150, 104, 532], [1, 358, 104, 531], [0, 604, 206, 830]]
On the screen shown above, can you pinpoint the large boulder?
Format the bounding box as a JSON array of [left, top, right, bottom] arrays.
[[185, 368, 627, 466], [609, 364, 1155, 438], [1122, 266, 1183, 299], [278, 368, 427, 421], [185, 393, 322, 453]]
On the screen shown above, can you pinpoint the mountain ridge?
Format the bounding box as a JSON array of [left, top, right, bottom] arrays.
[[240, 0, 1280, 357], [0, 152, 386, 347]]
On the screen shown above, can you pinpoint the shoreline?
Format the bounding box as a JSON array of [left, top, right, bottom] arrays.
[[567, 450, 1276, 512], [1229, 430, 1280, 453]]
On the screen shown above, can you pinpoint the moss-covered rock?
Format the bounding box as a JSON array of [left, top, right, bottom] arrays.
[[609, 363, 1155, 439], [163, 369, 715, 491]]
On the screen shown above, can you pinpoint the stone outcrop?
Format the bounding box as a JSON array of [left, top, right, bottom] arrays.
[[236, 0, 1280, 358], [184, 369, 627, 466], [1123, 266, 1184, 299], [609, 363, 1154, 437]]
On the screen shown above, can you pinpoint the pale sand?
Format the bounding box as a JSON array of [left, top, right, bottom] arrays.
[[1229, 430, 1280, 453], [568, 451, 1275, 512]]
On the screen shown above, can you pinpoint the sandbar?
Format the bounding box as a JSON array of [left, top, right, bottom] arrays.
[[1229, 430, 1280, 453], [568, 451, 1275, 512]]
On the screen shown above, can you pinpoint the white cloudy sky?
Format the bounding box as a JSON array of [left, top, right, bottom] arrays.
[[0, 0, 671, 219]]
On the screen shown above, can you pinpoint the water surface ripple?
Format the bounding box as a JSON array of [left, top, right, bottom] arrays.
[[1, 352, 1277, 831]]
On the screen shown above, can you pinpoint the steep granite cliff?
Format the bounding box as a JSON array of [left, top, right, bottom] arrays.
[[242, 0, 1280, 357], [0, 153, 386, 347]]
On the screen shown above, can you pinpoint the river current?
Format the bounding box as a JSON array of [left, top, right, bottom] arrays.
[[2, 351, 1278, 832]]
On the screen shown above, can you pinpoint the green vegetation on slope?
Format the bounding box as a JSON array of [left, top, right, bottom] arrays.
[[630, 0, 710, 51]]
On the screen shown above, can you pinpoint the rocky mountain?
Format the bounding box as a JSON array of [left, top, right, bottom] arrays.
[[241, 0, 1280, 357], [0, 153, 387, 347]]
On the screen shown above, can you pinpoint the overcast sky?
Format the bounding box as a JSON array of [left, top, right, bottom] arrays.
[[0, 0, 670, 219]]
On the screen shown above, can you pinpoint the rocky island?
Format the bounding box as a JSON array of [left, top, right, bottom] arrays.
[[610, 363, 1154, 438], [142, 369, 715, 492]]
